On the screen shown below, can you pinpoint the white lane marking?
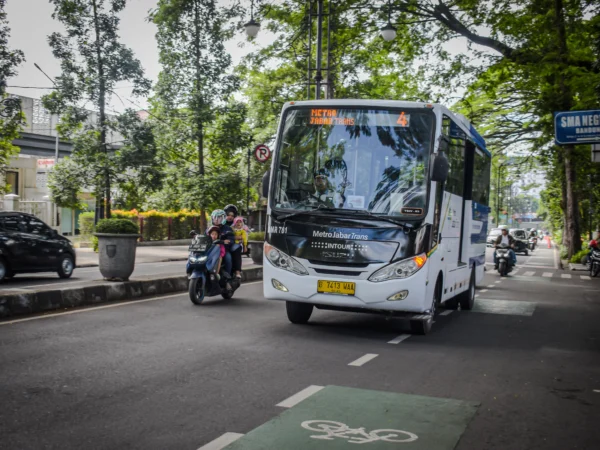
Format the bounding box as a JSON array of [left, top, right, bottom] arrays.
[[543, 272, 553, 278], [479, 289, 488, 293], [0, 293, 185, 326], [440, 310, 453, 316], [495, 281, 501, 284], [593, 390, 600, 393], [487, 285, 496, 288], [581, 275, 592, 280], [348, 353, 378, 367], [524, 271, 535, 277], [276, 385, 324, 408], [388, 334, 411, 344], [561, 274, 572, 279], [474, 295, 479, 298], [197, 432, 244, 450]]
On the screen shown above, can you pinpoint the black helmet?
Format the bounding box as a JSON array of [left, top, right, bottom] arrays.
[[224, 204, 238, 217]]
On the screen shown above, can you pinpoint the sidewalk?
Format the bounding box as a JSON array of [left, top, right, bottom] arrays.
[[77, 245, 199, 267]]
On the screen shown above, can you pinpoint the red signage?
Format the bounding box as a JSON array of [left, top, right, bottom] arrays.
[[254, 145, 271, 163]]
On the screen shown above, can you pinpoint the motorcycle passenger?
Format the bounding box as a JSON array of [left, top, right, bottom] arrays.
[[209, 209, 236, 279], [207, 226, 226, 278], [494, 228, 517, 268], [222, 205, 243, 279]]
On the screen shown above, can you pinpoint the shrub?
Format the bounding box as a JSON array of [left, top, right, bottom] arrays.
[[92, 235, 98, 252], [248, 231, 265, 241], [570, 249, 589, 264], [95, 218, 139, 234], [79, 211, 95, 237]]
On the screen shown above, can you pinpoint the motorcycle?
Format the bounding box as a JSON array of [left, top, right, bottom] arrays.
[[495, 243, 514, 277], [589, 248, 600, 278], [528, 236, 537, 251], [186, 231, 241, 304]]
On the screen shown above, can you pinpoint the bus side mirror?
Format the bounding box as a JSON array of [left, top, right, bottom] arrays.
[[261, 171, 270, 198], [431, 152, 449, 183]]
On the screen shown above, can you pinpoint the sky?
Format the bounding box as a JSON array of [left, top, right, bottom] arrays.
[[5, 0, 272, 113], [5, 0, 475, 115]]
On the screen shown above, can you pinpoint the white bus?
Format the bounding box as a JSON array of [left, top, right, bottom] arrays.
[[261, 100, 491, 334]]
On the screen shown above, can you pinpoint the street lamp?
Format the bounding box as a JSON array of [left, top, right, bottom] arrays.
[[380, 0, 397, 41], [244, 0, 260, 38]]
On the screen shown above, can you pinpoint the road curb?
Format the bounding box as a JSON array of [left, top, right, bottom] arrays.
[[0, 267, 263, 319], [75, 257, 189, 269]]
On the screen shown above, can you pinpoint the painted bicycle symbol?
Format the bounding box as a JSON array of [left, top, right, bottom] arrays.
[[301, 420, 418, 445]]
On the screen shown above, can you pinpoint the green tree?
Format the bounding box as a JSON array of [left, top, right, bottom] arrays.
[[150, 0, 239, 227], [43, 0, 151, 218], [0, 0, 25, 192]]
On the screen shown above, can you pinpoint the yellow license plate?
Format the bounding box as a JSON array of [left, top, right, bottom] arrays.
[[317, 280, 356, 296]]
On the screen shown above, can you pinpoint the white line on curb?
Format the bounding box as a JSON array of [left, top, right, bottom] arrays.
[[348, 353, 379, 367], [197, 432, 244, 450], [276, 385, 324, 408], [388, 334, 411, 344]]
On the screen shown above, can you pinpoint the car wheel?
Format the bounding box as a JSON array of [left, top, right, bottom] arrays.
[[58, 255, 74, 279], [286, 301, 313, 324], [0, 257, 7, 282]]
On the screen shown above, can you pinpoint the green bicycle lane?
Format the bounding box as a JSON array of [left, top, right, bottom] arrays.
[[223, 385, 479, 449]]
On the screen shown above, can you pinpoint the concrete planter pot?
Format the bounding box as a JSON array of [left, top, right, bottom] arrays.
[[95, 233, 141, 281], [248, 241, 264, 265]]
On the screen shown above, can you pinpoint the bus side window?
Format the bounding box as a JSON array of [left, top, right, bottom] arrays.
[[442, 115, 466, 197]]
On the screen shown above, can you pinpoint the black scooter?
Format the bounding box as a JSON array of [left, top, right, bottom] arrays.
[[186, 231, 240, 304], [589, 248, 600, 278], [495, 243, 514, 277]]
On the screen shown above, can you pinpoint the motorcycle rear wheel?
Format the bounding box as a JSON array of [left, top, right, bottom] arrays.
[[189, 278, 206, 305], [592, 263, 600, 278]]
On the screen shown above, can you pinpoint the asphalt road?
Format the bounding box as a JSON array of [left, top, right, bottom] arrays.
[[1, 245, 599, 450], [0, 257, 256, 294]]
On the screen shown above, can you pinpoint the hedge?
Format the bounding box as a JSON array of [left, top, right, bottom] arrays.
[[96, 218, 139, 234], [79, 212, 95, 237], [111, 209, 205, 242]]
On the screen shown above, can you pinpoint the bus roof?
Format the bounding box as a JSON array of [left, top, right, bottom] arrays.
[[281, 99, 490, 157]]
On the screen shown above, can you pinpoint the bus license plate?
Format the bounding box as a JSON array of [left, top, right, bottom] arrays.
[[317, 280, 356, 296]]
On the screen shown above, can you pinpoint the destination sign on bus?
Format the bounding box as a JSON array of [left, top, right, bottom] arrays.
[[307, 109, 412, 127]]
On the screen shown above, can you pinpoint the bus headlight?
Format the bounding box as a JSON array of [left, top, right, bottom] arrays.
[[368, 254, 427, 282], [264, 243, 308, 276]]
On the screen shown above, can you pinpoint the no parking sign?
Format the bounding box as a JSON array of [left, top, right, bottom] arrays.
[[253, 144, 271, 163]]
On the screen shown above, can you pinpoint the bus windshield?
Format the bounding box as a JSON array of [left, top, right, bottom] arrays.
[[272, 107, 435, 217]]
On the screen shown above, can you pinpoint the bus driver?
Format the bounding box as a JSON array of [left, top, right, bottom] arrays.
[[309, 167, 345, 208]]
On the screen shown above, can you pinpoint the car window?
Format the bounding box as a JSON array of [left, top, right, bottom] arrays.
[[23, 216, 51, 236], [0, 215, 25, 232]]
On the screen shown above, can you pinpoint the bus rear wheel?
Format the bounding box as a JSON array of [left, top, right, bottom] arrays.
[[286, 301, 313, 324], [457, 269, 476, 310]]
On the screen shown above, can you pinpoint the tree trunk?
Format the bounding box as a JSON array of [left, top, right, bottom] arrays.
[[92, 0, 110, 219], [554, 0, 580, 257], [564, 145, 581, 256]]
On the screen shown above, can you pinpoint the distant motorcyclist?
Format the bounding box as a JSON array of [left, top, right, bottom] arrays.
[[586, 239, 598, 265], [494, 228, 517, 268]]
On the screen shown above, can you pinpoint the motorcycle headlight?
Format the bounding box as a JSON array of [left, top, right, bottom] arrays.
[[264, 243, 308, 276], [368, 254, 427, 282], [189, 255, 208, 264]]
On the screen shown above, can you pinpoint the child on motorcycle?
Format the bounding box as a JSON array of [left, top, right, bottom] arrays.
[[232, 217, 248, 254], [207, 226, 226, 278]]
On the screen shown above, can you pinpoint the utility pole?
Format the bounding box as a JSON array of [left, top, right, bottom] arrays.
[[307, 0, 333, 100]]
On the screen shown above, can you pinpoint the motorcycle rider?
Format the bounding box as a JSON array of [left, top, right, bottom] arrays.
[[494, 228, 517, 268], [586, 239, 598, 265]]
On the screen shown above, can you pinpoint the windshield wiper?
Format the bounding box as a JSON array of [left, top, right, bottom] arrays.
[[275, 204, 337, 222]]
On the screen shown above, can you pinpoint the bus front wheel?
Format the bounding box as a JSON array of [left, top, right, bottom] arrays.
[[286, 301, 313, 324]]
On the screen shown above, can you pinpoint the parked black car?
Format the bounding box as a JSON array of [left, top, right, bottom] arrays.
[[0, 212, 76, 281]]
